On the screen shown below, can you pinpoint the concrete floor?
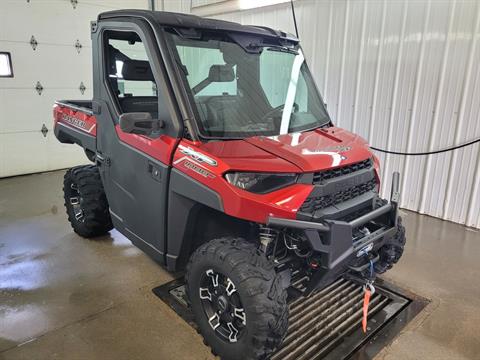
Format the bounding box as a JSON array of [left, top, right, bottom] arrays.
[[0, 171, 479, 360]]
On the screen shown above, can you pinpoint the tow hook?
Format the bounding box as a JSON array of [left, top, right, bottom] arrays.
[[345, 256, 378, 333], [362, 280, 376, 333], [359, 259, 376, 333]]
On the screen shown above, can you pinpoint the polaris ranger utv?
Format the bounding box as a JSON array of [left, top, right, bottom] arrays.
[[54, 10, 405, 360]]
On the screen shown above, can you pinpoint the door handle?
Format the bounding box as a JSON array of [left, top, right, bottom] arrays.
[[148, 162, 162, 182]]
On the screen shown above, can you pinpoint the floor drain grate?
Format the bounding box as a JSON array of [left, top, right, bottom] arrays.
[[153, 277, 428, 359]]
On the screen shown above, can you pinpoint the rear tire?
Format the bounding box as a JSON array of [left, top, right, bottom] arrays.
[[186, 237, 289, 360], [63, 165, 113, 238]]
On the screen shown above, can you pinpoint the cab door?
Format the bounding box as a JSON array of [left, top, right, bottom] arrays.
[[92, 20, 181, 263]]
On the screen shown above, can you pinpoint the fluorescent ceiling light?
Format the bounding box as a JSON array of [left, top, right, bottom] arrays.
[[191, 0, 292, 17], [0, 52, 13, 77], [238, 0, 289, 11]]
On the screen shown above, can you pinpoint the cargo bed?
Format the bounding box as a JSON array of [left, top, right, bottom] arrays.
[[53, 100, 97, 155]]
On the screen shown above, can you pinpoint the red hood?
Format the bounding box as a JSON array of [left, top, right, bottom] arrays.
[[198, 139, 300, 172], [196, 126, 373, 173], [244, 127, 373, 172]]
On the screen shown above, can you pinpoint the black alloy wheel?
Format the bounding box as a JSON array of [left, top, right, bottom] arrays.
[[199, 269, 247, 343], [68, 181, 85, 223]]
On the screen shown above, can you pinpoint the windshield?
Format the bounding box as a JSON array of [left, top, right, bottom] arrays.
[[168, 32, 330, 139]]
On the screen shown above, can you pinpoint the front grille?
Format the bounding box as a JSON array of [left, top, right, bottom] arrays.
[[313, 158, 373, 184], [300, 178, 377, 214]]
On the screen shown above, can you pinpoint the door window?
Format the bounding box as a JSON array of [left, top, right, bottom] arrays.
[[104, 31, 158, 118]]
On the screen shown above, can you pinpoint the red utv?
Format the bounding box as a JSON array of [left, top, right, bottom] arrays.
[[54, 10, 405, 360]]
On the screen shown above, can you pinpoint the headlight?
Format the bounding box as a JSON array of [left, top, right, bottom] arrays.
[[225, 172, 297, 194]]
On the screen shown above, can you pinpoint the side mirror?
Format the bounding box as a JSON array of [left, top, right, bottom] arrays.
[[119, 112, 164, 136]]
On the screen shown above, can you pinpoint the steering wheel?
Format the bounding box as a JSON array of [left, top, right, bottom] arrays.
[[261, 102, 299, 122], [258, 103, 299, 133]]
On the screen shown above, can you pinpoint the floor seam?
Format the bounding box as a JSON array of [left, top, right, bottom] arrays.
[[0, 300, 122, 355]]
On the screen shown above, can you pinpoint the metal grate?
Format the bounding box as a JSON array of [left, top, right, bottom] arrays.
[[312, 158, 373, 185], [152, 276, 427, 360], [274, 278, 391, 360]]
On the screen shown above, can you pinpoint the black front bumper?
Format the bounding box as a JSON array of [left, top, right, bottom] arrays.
[[268, 172, 401, 296]]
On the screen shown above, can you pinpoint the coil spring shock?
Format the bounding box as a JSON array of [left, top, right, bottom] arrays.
[[259, 225, 279, 253]]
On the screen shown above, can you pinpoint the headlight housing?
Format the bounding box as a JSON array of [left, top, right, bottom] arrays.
[[225, 172, 298, 194]]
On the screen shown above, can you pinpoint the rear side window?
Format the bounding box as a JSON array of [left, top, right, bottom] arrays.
[[104, 31, 158, 117]]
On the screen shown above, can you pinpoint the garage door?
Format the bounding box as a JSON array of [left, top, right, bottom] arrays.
[[0, 0, 149, 178]]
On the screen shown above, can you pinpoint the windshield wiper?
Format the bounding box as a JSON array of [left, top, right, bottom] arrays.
[[300, 120, 332, 133], [266, 45, 299, 55]]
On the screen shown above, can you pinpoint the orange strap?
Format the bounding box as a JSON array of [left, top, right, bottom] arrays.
[[362, 288, 371, 333]]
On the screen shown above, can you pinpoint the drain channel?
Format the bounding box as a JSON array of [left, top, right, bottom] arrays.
[[153, 277, 427, 359]]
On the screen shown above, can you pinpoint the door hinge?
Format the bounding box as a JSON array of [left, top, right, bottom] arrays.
[[92, 101, 101, 115], [96, 154, 111, 167]]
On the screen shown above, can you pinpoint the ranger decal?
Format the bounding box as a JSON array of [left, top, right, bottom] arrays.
[[183, 160, 215, 178], [178, 145, 218, 167]]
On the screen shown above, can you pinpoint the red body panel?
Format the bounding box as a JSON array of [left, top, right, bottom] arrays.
[[53, 105, 178, 166], [172, 127, 375, 223], [54, 102, 377, 224], [54, 104, 97, 136], [115, 125, 178, 165], [198, 140, 301, 172], [173, 140, 312, 223], [244, 127, 372, 171]]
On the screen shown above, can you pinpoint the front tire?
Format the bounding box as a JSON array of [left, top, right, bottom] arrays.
[[375, 217, 406, 274], [63, 165, 113, 238], [186, 237, 289, 360]]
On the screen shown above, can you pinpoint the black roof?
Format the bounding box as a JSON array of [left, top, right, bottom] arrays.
[[98, 9, 298, 44]]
